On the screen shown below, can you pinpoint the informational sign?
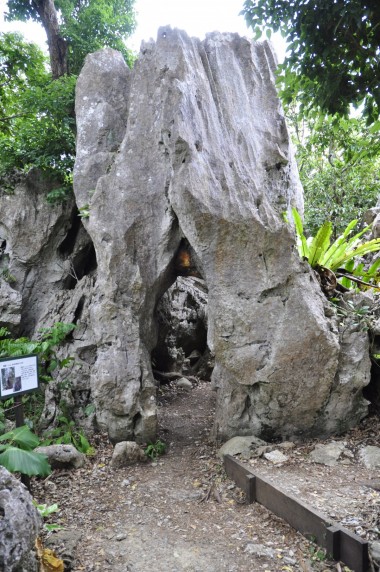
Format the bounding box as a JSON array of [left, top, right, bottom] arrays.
[[0, 355, 38, 399]]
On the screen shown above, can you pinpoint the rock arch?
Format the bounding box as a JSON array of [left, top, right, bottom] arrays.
[[73, 29, 369, 443]]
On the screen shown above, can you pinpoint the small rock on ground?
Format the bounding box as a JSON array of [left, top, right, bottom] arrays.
[[217, 435, 267, 459], [359, 445, 380, 469], [309, 441, 347, 466]]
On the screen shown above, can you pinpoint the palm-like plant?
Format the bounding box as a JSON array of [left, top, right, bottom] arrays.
[[292, 208, 380, 293]]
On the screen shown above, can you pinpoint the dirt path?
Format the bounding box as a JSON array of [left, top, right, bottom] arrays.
[[33, 381, 380, 572]]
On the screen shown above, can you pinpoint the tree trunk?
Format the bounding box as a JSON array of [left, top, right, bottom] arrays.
[[33, 0, 68, 78]]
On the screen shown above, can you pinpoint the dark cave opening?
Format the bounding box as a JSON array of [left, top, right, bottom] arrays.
[[364, 358, 380, 415], [58, 209, 82, 257], [151, 239, 214, 384], [62, 242, 98, 290], [58, 208, 98, 290]]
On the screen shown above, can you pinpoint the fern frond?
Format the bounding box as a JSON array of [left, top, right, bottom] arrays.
[[291, 207, 309, 258], [308, 221, 332, 267], [330, 238, 380, 270]]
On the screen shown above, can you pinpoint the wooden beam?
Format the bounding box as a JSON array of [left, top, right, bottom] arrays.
[[223, 455, 369, 572]]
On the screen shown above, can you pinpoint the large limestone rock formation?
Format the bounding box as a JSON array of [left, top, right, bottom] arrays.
[[73, 28, 370, 442], [0, 466, 41, 571], [0, 29, 370, 443]]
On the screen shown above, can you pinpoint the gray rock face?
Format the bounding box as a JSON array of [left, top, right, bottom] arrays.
[[110, 441, 148, 467], [0, 466, 41, 571], [35, 444, 86, 469], [359, 445, 380, 469], [0, 169, 99, 429], [0, 279, 22, 333], [217, 435, 267, 459], [309, 441, 347, 466], [153, 276, 209, 377], [73, 28, 370, 442]]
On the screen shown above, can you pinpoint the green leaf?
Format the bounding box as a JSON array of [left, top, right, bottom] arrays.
[[0, 425, 40, 450], [0, 447, 51, 476], [333, 238, 380, 270], [319, 219, 359, 267], [291, 207, 309, 258], [308, 221, 332, 267]]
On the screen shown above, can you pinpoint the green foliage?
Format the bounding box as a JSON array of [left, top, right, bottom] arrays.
[[144, 439, 166, 460], [78, 204, 90, 219], [0, 322, 75, 382], [0, 425, 51, 476], [42, 415, 95, 455], [56, 0, 137, 74], [2, 0, 136, 191], [0, 31, 47, 124], [287, 112, 380, 237], [0, 33, 76, 189], [5, 0, 136, 75], [1, 268, 16, 284], [292, 208, 380, 290], [242, 0, 380, 122], [331, 297, 374, 332], [33, 501, 63, 532]]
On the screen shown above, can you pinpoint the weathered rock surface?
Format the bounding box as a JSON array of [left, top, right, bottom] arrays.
[[46, 528, 83, 571], [309, 442, 347, 466], [110, 441, 148, 467], [0, 29, 373, 445], [0, 280, 22, 333], [73, 28, 371, 442], [35, 444, 86, 469], [263, 449, 289, 464], [153, 276, 210, 377], [0, 466, 41, 571], [0, 169, 99, 429], [359, 445, 380, 469], [217, 435, 267, 459]]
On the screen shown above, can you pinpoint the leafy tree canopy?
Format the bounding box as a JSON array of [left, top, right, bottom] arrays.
[[0, 32, 75, 197], [5, 0, 136, 76], [288, 111, 380, 237], [1, 0, 136, 196], [242, 0, 380, 122]]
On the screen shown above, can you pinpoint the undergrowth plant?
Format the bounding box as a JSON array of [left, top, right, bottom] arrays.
[[0, 322, 76, 381], [144, 439, 166, 460], [291, 208, 380, 294], [33, 501, 63, 532], [42, 415, 95, 455], [0, 322, 95, 475], [0, 425, 50, 476]]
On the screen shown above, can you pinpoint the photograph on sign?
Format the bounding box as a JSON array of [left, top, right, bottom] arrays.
[[0, 355, 38, 398]]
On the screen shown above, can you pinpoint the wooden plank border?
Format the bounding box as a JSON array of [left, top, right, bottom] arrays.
[[223, 454, 369, 572]]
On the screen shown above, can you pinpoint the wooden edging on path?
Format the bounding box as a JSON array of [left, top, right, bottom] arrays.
[[223, 454, 369, 572]]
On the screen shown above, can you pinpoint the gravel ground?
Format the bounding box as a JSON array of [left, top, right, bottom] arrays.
[[32, 381, 380, 572]]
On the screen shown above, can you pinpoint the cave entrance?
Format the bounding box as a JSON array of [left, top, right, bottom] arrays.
[[151, 239, 215, 444], [152, 275, 212, 382]]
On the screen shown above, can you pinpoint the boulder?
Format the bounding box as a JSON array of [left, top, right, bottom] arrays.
[[46, 528, 83, 571], [263, 450, 289, 464], [309, 441, 347, 466], [176, 377, 193, 390], [73, 28, 370, 442], [110, 441, 148, 468], [359, 445, 380, 469], [35, 444, 86, 469], [0, 466, 41, 571], [217, 435, 267, 459], [0, 29, 372, 445]]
